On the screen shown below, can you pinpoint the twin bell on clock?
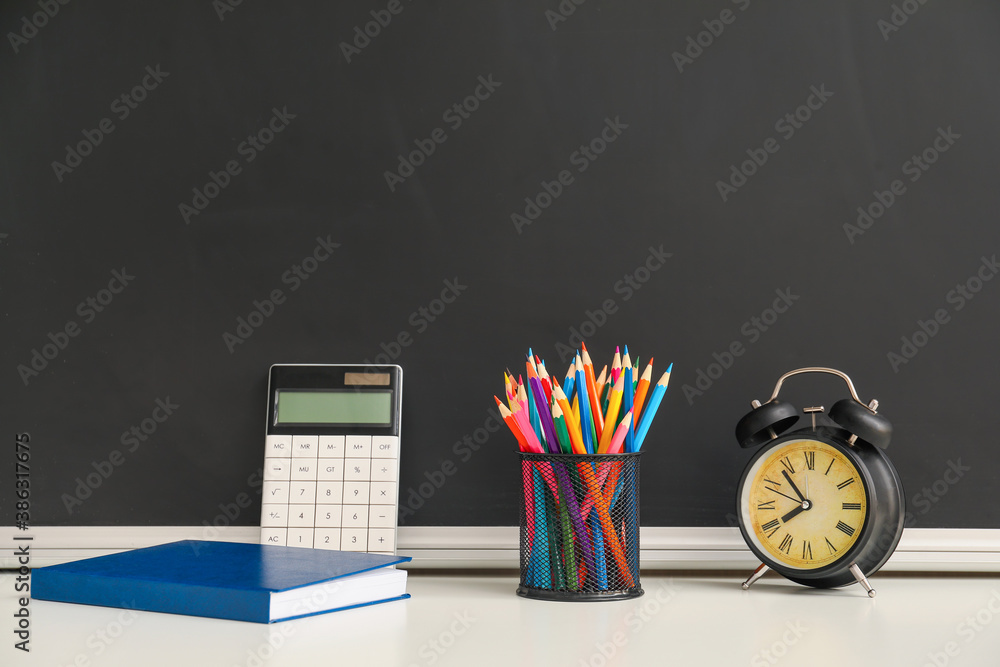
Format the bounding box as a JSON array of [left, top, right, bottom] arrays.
[[734, 367, 905, 597]]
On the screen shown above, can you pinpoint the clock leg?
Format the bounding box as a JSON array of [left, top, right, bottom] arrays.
[[849, 563, 877, 598], [741, 563, 769, 590]]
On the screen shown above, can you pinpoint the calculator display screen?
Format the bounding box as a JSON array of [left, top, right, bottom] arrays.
[[275, 390, 392, 426]]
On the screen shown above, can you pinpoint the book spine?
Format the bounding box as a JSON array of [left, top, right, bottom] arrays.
[[32, 570, 273, 623]]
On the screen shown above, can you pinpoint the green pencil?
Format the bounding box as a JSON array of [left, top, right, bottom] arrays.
[[551, 402, 573, 455]]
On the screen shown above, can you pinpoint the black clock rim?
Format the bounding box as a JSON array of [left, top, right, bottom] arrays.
[[736, 429, 877, 581]]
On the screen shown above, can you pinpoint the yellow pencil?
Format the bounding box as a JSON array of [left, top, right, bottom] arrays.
[[597, 373, 625, 454]]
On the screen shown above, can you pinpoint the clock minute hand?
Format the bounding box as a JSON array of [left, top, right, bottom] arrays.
[[782, 470, 807, 502]]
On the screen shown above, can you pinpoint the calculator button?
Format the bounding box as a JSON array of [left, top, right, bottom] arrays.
[[315, 505, 342, 527], [290, 460, 318, 480], [316, 481, 343, 504], [260, 528, 287, 546], [264, 458, 291, 481], [318, 435, 345, 458], [314, 529, 341, 550], [368, 506, 395, 528], [266, 435, 292, 456], [370, 459, 397, 482], [371, 436, 399, 458], [341, 529, 368, 551], [317, 460, 344, 481], [343, 481, 371, 504], [289, 482, 317, 503], [287, 528, 314, 548], [369, 529, 395, 552], [292, 435, 319, 458], [345, 435, 372, 457], [344, 458, 371, 481], [261, 504, 288, 527], [370, 481, 397, 504], [288, 505, 316, 527], [262, 481, 289, 504], [342, 505, 369, 528]]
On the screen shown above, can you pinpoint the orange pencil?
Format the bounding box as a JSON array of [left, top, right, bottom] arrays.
[[597, 373, 625, 454], [552, 384, 585, 454], [594, 365, 608, 404], [495, 397, 529, 451], [633, 358, 654, 423], [580, 343, 605, 441]]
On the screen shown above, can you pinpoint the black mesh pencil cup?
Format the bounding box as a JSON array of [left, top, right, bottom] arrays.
[[517, 452, 642, 601]]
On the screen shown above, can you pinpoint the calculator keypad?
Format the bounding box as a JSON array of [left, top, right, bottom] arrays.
[[261, 434, 398, 555]]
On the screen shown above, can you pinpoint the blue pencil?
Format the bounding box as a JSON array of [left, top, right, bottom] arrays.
[[560, 359, 575, 399], [531, 466, 550, 589], [589, 502, 608, 589], [574, 355, 594, 454], [634, 365, 671, 451]]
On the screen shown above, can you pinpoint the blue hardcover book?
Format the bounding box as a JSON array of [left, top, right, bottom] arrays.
[[31, 540, 411, 623]]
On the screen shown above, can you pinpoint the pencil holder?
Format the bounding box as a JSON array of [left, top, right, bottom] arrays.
[[517, 452, 642, 601]]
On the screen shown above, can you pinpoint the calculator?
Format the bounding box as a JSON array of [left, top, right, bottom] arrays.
[[260, 364, 402, 555]]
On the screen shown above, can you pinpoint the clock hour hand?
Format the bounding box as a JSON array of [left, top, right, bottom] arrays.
[[780, 504, 807, 523], [782, 470, 807, 502]]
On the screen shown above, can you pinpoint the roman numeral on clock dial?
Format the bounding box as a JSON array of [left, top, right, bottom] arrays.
[[779, 534, 793, 554], [836, 521, 856, 537]]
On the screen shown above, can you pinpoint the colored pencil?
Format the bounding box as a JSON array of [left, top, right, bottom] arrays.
[[596, 373, 625, 454], [634, 365, 671, 451], [551, 402, 573, 455], [607, 410, 633, 455], [495, 398, 530, 452], [531, 466, 551, 588], [622, 350, 635, 453], [527, 364, 561, 454], [633, 358, 654, 423], [536, 358, 554, 406], [510, 400, 543, 453], [562, 364, 575, 399], [574, 355, 595, 454], [580, 343, 605, 441], [594, 365, 608, 404], [552, 385, 586, 455]]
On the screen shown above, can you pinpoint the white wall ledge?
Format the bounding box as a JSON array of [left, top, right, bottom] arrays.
[[3, 526, 999, 571]]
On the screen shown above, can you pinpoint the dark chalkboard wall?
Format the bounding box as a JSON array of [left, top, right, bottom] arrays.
[[2, 1, 998, 531]]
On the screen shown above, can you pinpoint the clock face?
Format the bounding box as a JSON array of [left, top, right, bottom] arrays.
[[740, 438, 868, 570]]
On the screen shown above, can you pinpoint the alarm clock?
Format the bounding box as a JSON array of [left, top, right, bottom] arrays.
[[734, 367, 905, 597]]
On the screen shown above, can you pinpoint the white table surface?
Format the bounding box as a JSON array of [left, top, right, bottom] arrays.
[[5, 570, 1000, 666]]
